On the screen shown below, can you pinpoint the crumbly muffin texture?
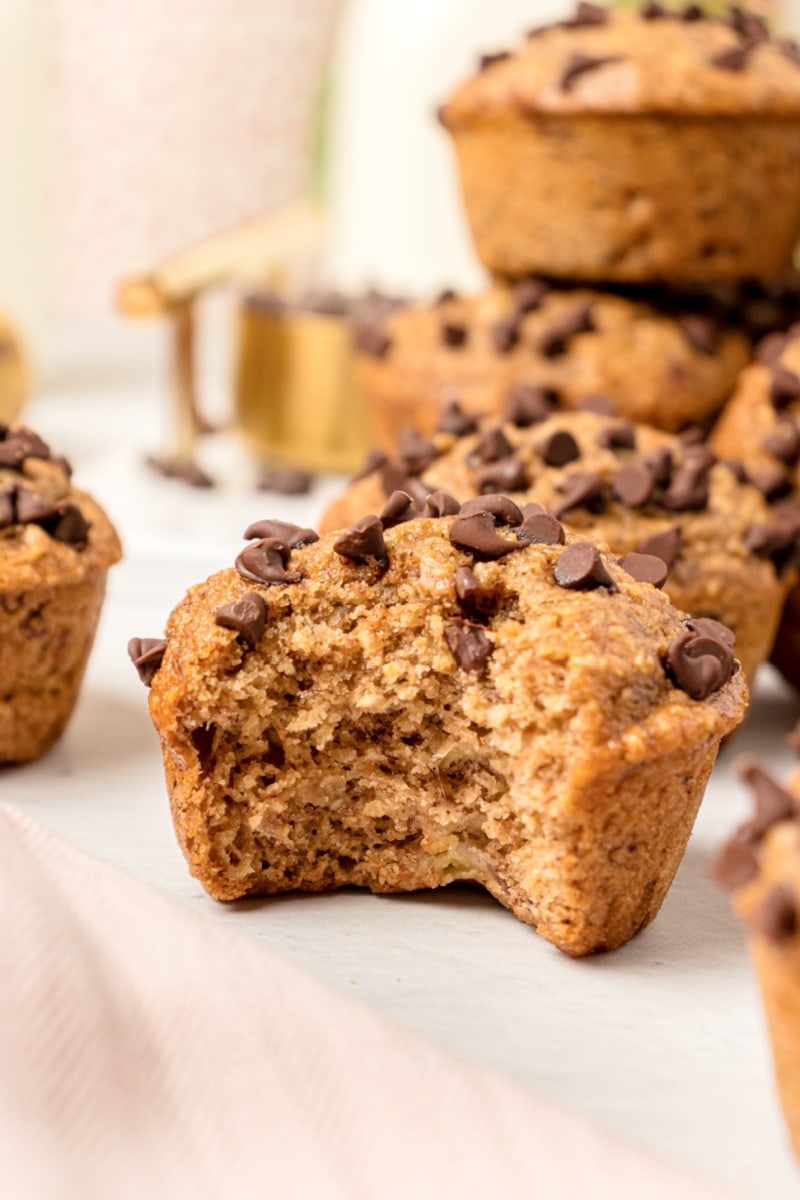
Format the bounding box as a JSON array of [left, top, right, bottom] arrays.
[[712, 327, 800, 689], [713, 760, 800, 1161], [0, 424, 122, 761], [355, 282, 750, 444], [440, 5, 800, 281], [144, 506, 746, 957], [324, 408, 790, 684]]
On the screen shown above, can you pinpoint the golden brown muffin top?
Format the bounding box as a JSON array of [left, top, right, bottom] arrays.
[[355, 281, 751, 433], [440, 4, 800, 124], [141, 506, 747, 767], [0, 424, 121, 590]]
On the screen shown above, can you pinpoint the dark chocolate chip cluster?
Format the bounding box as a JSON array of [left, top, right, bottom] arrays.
[[0, 427, 88, 548]]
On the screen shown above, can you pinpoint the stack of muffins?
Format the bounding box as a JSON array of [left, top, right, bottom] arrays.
[[331, 0, 800, 1161], [345, 1, 800, 690]]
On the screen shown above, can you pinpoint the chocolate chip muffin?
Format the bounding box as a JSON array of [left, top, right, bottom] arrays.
[[136, 505, 745, 956], [354, 281, 750, 448], [712, 326, 800, 689], [439, 4, 800, 282], [324, 407, 788, 684], [0, 424, 122, 761], [712, 758, 800, 1161]]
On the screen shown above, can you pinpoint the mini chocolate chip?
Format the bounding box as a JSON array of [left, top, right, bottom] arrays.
[[773, 499, 800, 531], [578, 394, 615, 416], [441, 321, 468, 349], [613, 462, 656, 509], [538, 429, 581, 467], [781, 38, 800, 68], [243, 519, 319, 547], [354, 325, 392, 358], [682, 442, 717, 470], [397, 428, 438, 473], [353, 448, 388, 481], [423, 490, 461, 518], [728, 6, 769, 44], [460, 495, 523, 526], [663, 460, 711, 512], [666, 631, 734, 700], [15, 488, 57, 526], [679, 315, 719, 355], [554, 542, 616, 591], [404, 477, 434, 508], [682, 4, 703, 20], [764, 420, 800, 465], [560, 53, 622, 91], [380, 460, 413, 498], [257, 465, 313, 495], [521, 502, 547, 519], [333, 516, 388, 567], [475, 457, 528, 494], [641, 2, 666, 17], [444, 620, 492, 672], [685, 617, 736, 649], [435, 289, 457, 305], [748, 464, 791, 501], [755, 885, 798, 944], [215, 593, 267, 648], [0, 427, 51, 469], [740, 761, 795, 838], [51, 502, 91, 548], [147, 455, 214, 488], [469, 427, 512, 465], [636, 526, 681, 568], [744, 521, 798, 571], [478, 50, 510, 72], [619, 552, 668, 588], [538, 302, 594, 355], [491, 317, 520, 355], [454, 565, 496, 620], [512, 278, 550, 316], [643, 447, 673, 487], [503, 383, 556, 427], [709, 834, 759, 891], [770, 364, 800, 409], [516, 512, 565, 546], [597, 422, 636, 451], [678, 425, 707, 447], [380, 490, 416, 527], [569, 2, 608, 26], [553, 472, 606, 518], [448, 512, 526, 560], [711, 45, 751, 71], [236, 538, 304, 585], [127, 637, 167, 687], [436, 400, 479, 438]]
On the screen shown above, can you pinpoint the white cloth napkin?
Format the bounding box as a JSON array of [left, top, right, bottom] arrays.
[[0, 803, 738, 1200]]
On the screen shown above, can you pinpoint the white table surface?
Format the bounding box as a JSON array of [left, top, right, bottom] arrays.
[[6, 374, 800, 1198]]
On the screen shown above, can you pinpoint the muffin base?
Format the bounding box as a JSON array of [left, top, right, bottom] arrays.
[[450, 113, 800, 283], [0, 570, 109, 763]]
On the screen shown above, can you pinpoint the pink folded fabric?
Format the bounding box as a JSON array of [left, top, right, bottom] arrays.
[[0, 803, 736, 1200]]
